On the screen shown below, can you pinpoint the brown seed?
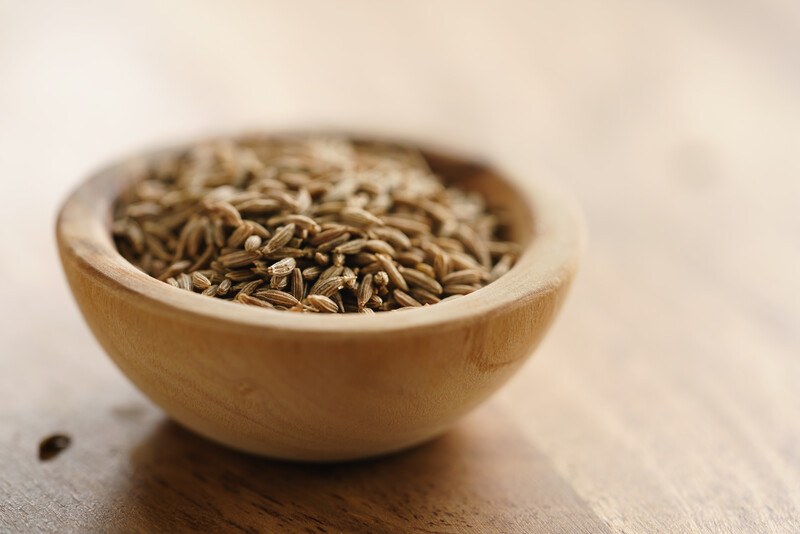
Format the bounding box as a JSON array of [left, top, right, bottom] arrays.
[[442, 269, 483, 286], [255, 289, 300, 307], [202, 284, 219, 296], [370, 226, 412, 249], [236, 293, 274, 308], [227, 222, 254, 248], [191, 271, 211, 289], [434, 250, 450, 280], [205, 201, 242, 226], [262, 223, 296, 254], [158, 260, 192, 281], [306, 294, 339, 313], [373, 271, 390, 287], [411, 288, 441, 305], [291, 268, 305, 301], [394, 289, 422, 307], [310, 225, 349, 246], [341, 207, 384, 227], [266, 257, 296, 277], [310, 275, 351, 297], [333, 238, 367, 254], [219, 250, 260, 268], [218, 278, 232, 295], [316, 232, 351, 253], [443, 284, 479, 295], [302, 266, 322, 280], [244, 235, 262, 252], [400, 267, 443, 295], [375, 254, 408, 291], [363, 239, 396, 256], [270, 275, 288, 289], [358, 273, 373, 309]]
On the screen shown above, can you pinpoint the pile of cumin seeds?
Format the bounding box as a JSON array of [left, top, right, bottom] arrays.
[[112, 137, 520, 313]]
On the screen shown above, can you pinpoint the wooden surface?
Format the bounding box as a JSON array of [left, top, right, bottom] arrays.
[[2, 1, 799, 532]]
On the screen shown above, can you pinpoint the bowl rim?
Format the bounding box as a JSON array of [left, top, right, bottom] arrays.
[[56, 134, 584, 336]]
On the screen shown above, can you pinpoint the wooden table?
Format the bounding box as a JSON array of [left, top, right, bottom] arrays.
[[2, 2, 799, 532]]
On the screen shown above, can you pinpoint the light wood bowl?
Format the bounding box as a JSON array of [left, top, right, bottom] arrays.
[[56, 136, 583, 461]]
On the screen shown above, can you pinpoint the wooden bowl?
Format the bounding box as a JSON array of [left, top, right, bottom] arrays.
[[56, 136, 583, 461]]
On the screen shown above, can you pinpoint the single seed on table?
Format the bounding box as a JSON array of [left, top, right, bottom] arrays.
[[394, 289, 422, 308], [306, 294, 339, 313]]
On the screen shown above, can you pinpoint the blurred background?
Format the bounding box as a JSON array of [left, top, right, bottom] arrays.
[[2, 1, 799, 531]]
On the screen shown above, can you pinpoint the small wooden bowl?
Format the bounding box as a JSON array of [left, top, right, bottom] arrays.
[[56, 136, 583, 461]]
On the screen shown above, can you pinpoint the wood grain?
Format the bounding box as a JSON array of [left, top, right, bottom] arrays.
[[2, 1, 800, 532]]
